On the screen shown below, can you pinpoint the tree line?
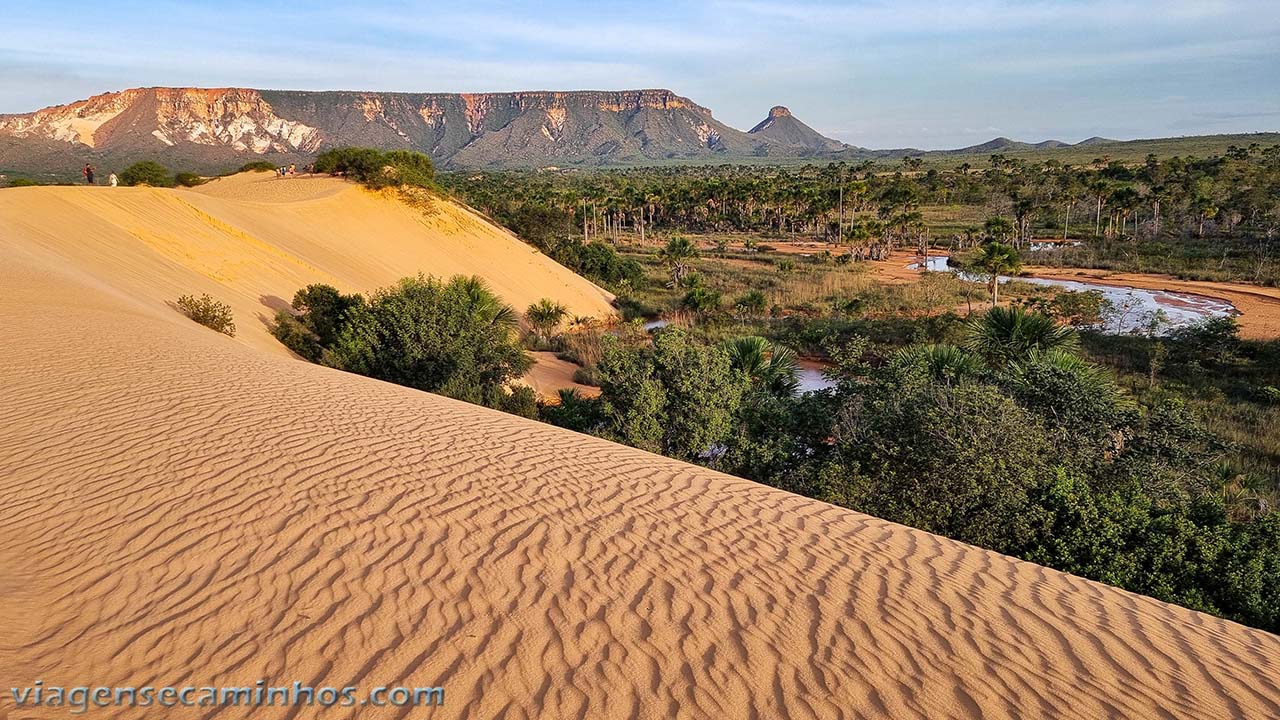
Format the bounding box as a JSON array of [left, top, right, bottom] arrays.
[[440, 146, 1280, 283]]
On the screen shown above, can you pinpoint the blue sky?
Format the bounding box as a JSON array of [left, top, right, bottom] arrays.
[[2, 0, 1278, 148]]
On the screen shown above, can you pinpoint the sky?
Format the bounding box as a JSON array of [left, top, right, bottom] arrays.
[[1, 0, 1278, 149]]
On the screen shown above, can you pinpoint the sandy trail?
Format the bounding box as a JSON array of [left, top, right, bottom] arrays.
[[2, 189, 1280, 717], [519, 352, 602, 401]]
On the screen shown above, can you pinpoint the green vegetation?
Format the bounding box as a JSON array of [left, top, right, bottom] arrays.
[[176, 294, 235, 336], [271, 284, 363, 361], [593, 328, 748, 460], [538, 311, 1280, 633], [273, 277, 533, 415], [525, 299, 568, 346], [314, 147, 436, 189], [441, 144, 1280, 285], [119, 161, 174, 188], [971, 241, 1021, 304], [257, 143, 1280, 633], [174, 171, 205, 187], [965, 305, 1079, 366], [488, 201, 643, 287]]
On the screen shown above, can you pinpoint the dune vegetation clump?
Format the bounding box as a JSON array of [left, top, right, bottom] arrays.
[[525, 298, 568, 347], [174, 171, 205, 187], [119, 161, 174, 188], [314, 147, 435, 190], [175, 293, 236, 336], [273, 276, 535, 416]]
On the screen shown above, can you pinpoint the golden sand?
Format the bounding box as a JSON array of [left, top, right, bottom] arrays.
[[1, 181, 1278, 718]]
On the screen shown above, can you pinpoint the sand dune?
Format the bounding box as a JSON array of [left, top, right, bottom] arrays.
[[0, 173, 615, 356], [520, 352, 603, 402], [3, 188, 1280, 719]]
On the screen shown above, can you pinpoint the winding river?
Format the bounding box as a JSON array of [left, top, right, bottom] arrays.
[[910, 255, 1238, 335]]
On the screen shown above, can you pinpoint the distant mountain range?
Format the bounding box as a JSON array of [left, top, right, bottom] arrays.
[[866, 135, 1120, 158], [0, 87, 1275, 180], [0, 87, 853, 177]]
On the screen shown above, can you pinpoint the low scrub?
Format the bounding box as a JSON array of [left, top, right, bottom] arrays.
[[314, 147, 435, 190], [176, 294, 235, 336], [119, 161, 174, 188], [272, 277, 533, 414]]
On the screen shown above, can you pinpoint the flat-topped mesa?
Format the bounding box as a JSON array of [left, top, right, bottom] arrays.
[[0, 87, 849, 175]]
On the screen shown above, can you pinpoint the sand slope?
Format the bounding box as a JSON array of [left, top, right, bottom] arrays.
[[0, 173, 615, 356], [2, 196, 1280, 718]]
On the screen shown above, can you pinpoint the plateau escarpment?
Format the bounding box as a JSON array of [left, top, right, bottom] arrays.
[[0, 87, 849, 176]]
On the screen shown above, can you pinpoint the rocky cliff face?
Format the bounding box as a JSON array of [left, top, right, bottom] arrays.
[[0, 87, 848, 177], [0, 88, 322, 156]]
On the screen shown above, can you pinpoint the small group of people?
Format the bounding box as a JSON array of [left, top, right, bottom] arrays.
[[82, 163, 118, 187], [275, 163, 316, 178]]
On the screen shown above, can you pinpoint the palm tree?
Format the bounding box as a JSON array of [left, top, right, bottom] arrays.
[[725, 336, 800, 397], [525, 298, 568, 344], [973, 242, 1021, 306], [982, 216, 1014, 243], [452, 275, 517, 330], [1110, 186, 1141, 238], [1005, 347, 1121, 399], [890, 344, 981, 386], [965, 306, 1079, 366], [1089, 179, 1110, 237], [658, 236, 700, 288]]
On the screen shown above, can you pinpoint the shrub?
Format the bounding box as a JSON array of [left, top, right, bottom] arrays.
[[6, 178, 41, 187], [494, 385, 539, 419], [174, 171, 205, 187], [381, 149, 435, 187], [541, 389, 603, 433], [734, 290, 768, 316], [594, 329, 747, 460], [119, 161, 174, 188], [176, 294, 236, 336], [820, 381, 1056, 553], [526, 298, 568, 344], [314, 147, 434, 190], [557, 241, 643, 285], [572, 365, 601, 386], [681, 285, 722, 314], [271, 309, 319, 360], [326, 275, 531, 402], [270, 284, 364, 362]]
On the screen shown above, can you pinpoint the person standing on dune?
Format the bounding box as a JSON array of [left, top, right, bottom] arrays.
[[108, 172, 118, 187], [83, 163, 95, 185]]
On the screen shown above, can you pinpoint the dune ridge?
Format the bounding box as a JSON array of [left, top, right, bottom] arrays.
[[2, 193, 1280, 718], [0, 173, 615, 356]]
